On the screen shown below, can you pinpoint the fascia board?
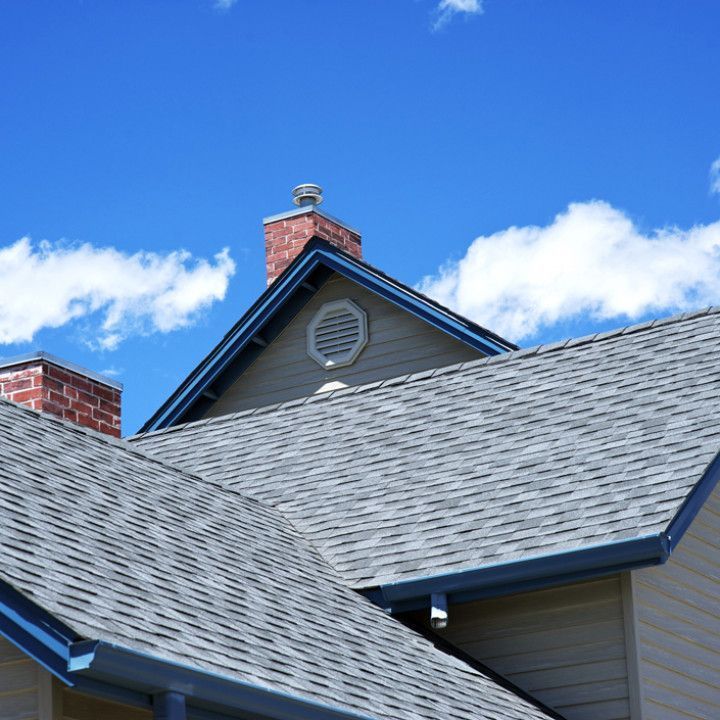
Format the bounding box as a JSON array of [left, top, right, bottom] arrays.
[[69, 640, 378, 720], [372, 533, 670, 610]]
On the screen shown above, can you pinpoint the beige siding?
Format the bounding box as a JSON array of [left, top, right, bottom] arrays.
[[427, 576, 631, 720], [206, 273, 480, 416], [61, 689, 150, 720], [633, 485, 720, 720], [0, 641, 150, 720], [0, 637, 38, 720]]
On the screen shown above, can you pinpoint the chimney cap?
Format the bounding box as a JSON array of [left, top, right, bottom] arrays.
[[292, 183, 323, 207], [0, 351, 123, 390]]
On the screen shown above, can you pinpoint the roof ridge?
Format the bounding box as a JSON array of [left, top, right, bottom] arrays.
[[132, 304, 719, 439]]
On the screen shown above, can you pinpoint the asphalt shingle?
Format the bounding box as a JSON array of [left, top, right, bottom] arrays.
[[133, 307, 720, 589], [0, 398, 556, 720]]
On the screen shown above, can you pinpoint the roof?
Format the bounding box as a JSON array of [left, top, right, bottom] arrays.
[[0, 397, 559, 720], [140, 238, 516, 432], [132, 307, 720, 601]]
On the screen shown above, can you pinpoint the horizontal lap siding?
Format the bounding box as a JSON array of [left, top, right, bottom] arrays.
[[634, 487, 720, 720], [0, 637, 37, 720], [206, 274, 480, 416], [62, 689, 150, 720], [434, 576, 631, 720]]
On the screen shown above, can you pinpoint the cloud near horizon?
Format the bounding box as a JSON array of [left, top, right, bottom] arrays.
[[0, 238, 235, 350], [433, 0, 484, 30], [418, 200, 720, 342]]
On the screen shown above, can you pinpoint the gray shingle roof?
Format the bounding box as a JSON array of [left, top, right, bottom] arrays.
[[133, 307, 720, 589], [0, 398, 556, 720]]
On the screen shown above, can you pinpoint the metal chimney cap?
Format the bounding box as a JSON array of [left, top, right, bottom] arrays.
[[292, 183, 323, 207]]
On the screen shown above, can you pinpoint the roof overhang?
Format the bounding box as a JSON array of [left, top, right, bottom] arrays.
[[69, 641, 376, 720], [0, 578, 376, 720], [366, 446, 720, 614], [364, 533, 671, 614], [139, 238, 516, 433]]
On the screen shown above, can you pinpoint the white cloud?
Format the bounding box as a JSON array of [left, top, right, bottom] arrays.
[[711, 157, 720, 195], [433, 0, 484, 30], [214, 0, 238, 10], [0, 238, 235, 350], [418, 200, 720, 341]]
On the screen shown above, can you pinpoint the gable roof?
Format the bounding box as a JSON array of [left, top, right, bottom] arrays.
[[133, 307, 720, 610], [0, 397, 561, 720], [140, 238, 516, 432]]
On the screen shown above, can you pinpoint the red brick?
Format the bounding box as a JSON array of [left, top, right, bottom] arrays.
[[69, 399, 94, 415], [264, 208, 362, 286], [76, 414, 100, 431], [0, 358, 122, 436], [46, 390, 71, 408], [99, 423, 121, 438], [92, 407, 116, 425], [76, 389, 100, 407], [90, 383, 116, 402], [9, 388, 43, 404], [0, 378, 34, 393]]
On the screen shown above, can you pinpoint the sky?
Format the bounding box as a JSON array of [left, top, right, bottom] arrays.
[[1, 1, 719, 433]]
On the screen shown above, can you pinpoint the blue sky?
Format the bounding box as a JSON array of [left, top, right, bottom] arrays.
[[1, 0, 719, 432]]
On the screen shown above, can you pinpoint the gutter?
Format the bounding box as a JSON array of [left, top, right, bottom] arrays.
[[366, 533, 671, 614], [69, 640, 378, 720]]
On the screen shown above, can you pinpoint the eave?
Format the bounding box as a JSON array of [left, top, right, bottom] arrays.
[[69, 641, 377, 720], [365, 446, 720, 615], [0, 579, 376, 720], [363, 533, 672, 614]]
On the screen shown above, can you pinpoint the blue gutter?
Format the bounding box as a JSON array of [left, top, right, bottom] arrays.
[[0, 580, 375, 720], [140, 240, 514, 432], [69, 640, 378, 720], [367, 533, 671, 614], [0, 579, 79, 684], [367, 450, 720, 615]]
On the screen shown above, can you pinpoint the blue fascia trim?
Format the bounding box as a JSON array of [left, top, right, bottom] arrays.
[[69, 640, 378, 720], [144, 244, 509, 431], [370, 533, 670, 612], [0, 579, 78, 684], [666, 448, 720, 550], [317, 252, 508, 355]]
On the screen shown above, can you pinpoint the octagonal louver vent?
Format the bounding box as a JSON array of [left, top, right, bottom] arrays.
[[307, 299, 368, 369]]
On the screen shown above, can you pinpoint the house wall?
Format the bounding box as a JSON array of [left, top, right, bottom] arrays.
[[206, 273, 481, 416], [422, 576, 632, 720], [0, 636, 38, 719], [0, 640, 149, 720], [632, 485, 720, 719], [61, 688, 150, 720]]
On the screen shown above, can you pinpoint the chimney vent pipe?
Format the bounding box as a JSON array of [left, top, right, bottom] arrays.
[[292, 183, 323, 207]]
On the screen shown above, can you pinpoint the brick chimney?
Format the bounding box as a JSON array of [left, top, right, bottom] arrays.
[[264, 184, 362, 285], [0, 352, 122, 437]]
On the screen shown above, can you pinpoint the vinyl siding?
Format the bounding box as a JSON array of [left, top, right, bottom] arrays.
[[206, 273, 480, 416], [633, 485, 720, 719], [0, 637, 38, 720], [428, 576, 631, 720], [61, 689, 150, 720]]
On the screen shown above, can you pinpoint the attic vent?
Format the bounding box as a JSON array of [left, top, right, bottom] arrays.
[[307, 299, 368, 369]]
